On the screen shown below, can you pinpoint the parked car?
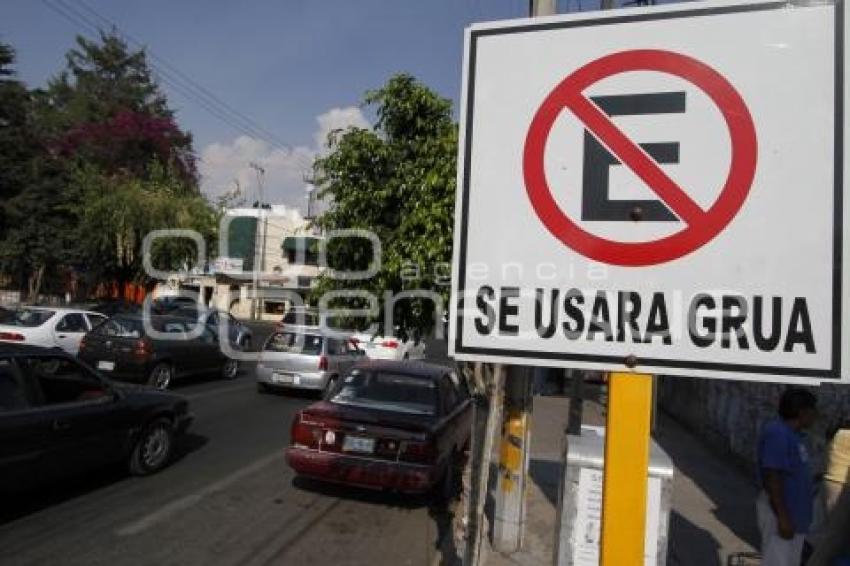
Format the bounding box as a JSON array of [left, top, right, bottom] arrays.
[[276, 306, 321, 332], [256, 329, 363, 394], [0, 307, 108, 356], [173, 306, 253, 350], [286, 360, 473, 495], [0, 344, 193, 493], [89, 299, 141, 317], [151, 295, 199, 314], [77, 313, 239, 389], [352, 329, 426, 361]]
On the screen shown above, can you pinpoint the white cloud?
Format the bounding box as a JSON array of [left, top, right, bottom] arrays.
[[314, 106, 370, 151], [199, 106, 369, 210]]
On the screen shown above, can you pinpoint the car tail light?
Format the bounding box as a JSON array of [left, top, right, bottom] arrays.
[[381, 339, 399, 349], [400, 439, 437, 464], [79, 336, 87, 351], [133, 337, 153, 358], [318, 355, 328, 371], [291, 414, 320, 449], [0, 332, 25, 341]]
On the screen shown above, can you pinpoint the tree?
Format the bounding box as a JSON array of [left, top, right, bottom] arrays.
[[0, 43, 37, 240], [0, 33, 208, 301], [67, 162, 216, 291], [41, 32, 196, 182], [311, 74, 457, 335]]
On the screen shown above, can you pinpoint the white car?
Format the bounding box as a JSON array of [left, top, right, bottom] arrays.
[[352, 331, 426, 361], [0, 307, 108, 355]]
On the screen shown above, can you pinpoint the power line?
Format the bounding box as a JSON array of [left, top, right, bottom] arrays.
[[40, 0, 314, 171]]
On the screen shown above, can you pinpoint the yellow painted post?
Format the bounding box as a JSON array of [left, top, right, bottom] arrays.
[[600, 372, 654, 566]]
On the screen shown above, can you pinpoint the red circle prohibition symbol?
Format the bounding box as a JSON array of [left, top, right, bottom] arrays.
[[523, 49, 758, 266]]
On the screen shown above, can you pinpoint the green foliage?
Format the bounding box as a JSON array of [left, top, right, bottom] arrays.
[[67, 162, 216, 287], [312, 74, 457, 335], [0, 34, 210, 300]]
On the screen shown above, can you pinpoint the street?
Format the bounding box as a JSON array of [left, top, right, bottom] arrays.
[[0, 334, 454, 566]]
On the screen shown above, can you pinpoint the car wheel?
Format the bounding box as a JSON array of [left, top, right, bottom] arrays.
[[129, 418, 174, 476], [148, 363, 173, 390], [221, 358, 239, 380]]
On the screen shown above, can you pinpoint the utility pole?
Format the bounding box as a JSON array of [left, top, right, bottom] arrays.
[[249, 162, 266, 321], [490, 0, 556, 556]]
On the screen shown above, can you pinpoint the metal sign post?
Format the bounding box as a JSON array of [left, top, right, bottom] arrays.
[[600, 372, 653, 565]]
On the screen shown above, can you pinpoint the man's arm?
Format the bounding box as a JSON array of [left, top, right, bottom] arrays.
[[763, 469, 795, 539]]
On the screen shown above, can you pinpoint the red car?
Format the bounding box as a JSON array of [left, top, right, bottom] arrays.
[[286, 360, 473, 495]]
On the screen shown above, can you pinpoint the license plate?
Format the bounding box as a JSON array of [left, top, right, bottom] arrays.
[[271, 372, 296, 384], [97, 360, 115, 371], [342, 436, 375, 454]]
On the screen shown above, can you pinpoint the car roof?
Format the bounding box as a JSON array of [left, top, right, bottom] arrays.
[[350, 359, 453, 379], [110, 312, 187, 323], [10, 306, 99, 316]]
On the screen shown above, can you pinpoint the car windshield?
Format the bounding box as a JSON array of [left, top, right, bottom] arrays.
[[6, 308, 55, 327], [264, 331, 323, 355], [330, 370, 437, 416], [94, 318, 144, 338]]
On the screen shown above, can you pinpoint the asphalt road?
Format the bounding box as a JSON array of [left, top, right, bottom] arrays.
[[0, 330, 457, 566]]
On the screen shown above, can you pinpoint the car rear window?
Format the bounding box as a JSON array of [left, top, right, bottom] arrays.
[[265, 332, 323, 355], [330, 370, 437, 416], [282, 311, 319, 326], [6, 308, 55, 327], [94, 318, 144, 338]]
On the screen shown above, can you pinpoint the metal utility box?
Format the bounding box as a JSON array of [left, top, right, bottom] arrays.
[[554, 426, 675, 566]]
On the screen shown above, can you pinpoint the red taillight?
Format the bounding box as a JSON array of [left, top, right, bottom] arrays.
[[79, 336, 87, 351], [381, 339, 399, 349], [400, 439, 437, 464], [291, 414, 320, 449], [0, 332, 25, 341], [133, 337, 153, 357], [318, 355, 328, 371]]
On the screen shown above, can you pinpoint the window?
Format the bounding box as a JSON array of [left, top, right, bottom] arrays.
[[264, 332, 323, 355], [328, 339, 345, 355], [344, 339, 361, 355], [20, 356, 108, 406], [56, 313, 88, 333], [440, 376, 460, 415], [7, 308, 55, 328], [95, 318, 143, 338], [448, 371, 471, 403], [85, 314, 107, 329], [0, 359, 29, 412], [282, 310, 319, 326], [331, 370, 438, 416]]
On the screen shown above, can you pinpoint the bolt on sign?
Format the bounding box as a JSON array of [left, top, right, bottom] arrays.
[[449, 0, 849, 383]]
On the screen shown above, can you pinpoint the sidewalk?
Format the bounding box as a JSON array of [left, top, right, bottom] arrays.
[[479, 392, 760, 566]]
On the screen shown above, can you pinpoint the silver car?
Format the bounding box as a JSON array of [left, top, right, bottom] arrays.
[[256, 329, 363, 394]]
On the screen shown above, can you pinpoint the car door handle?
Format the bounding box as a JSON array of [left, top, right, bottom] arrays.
[[57, 334, 67, 339], [52, 419, 71, 432]]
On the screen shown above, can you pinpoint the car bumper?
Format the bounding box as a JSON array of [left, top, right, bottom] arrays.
[[255, 367, 329, 390], [80, 355, 150, 384], [285, 447, 437, 493]]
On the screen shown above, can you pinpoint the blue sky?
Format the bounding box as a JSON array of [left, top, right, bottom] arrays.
[[3, 0, 597, 208]]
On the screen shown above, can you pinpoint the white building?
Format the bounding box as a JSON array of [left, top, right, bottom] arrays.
[[156, 205, 323, 321]]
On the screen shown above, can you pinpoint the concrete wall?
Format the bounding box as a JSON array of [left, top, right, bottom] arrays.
[[660, 377, 850, 474]]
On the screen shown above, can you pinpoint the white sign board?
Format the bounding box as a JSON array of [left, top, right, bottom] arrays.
[[213, 257, 244, 274], [449, 0, 849, 383], [573, 468, 661, 566]]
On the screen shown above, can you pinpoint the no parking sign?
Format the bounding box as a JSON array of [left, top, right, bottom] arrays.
[[449, 0, 849, 383]]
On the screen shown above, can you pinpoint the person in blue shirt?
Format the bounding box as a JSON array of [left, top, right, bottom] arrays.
[[757, 387, 818, 566]]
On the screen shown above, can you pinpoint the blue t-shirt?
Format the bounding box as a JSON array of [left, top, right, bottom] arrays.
[[758, 419, 814, 533]]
